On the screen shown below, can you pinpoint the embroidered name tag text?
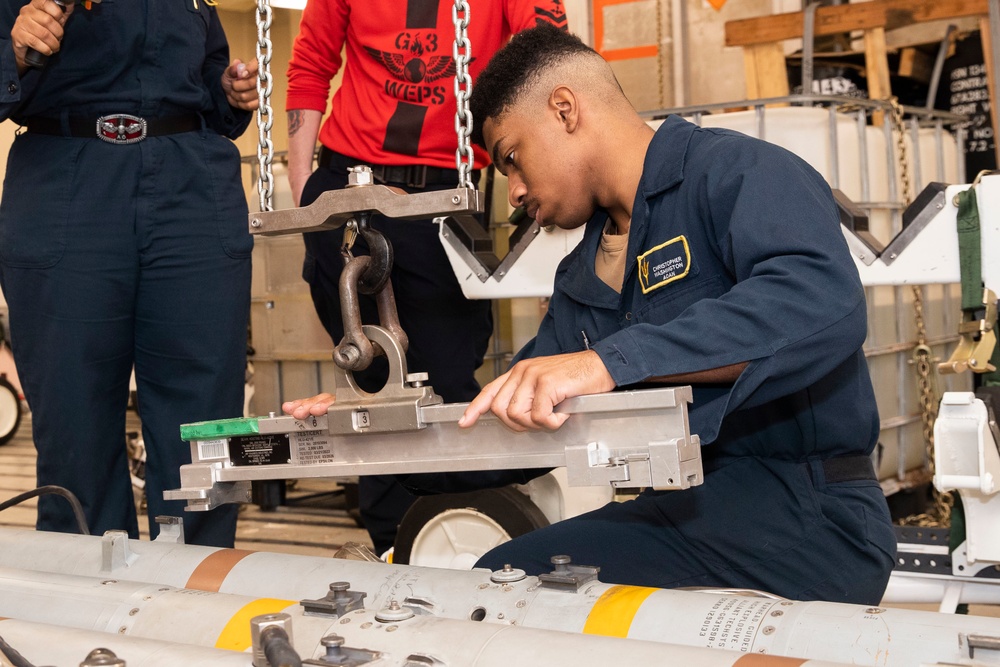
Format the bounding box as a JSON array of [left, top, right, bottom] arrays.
[[638, 235, 691, 294]]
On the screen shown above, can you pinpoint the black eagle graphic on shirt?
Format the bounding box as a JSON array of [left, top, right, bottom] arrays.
[[365, 47, 461, 84]]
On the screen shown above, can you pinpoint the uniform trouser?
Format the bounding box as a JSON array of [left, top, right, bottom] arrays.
[[0, 131, 250, 547], [476, 456, 897, 604], [301, 150, 494, 554]]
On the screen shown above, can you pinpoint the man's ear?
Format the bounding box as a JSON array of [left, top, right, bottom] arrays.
[[549, 85, 579, 133]]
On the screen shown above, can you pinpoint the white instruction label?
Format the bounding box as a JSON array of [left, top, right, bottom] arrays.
[[291, 430, 335, 464], [698, 597, 775, 652]]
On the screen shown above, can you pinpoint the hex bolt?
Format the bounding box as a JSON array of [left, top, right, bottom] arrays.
[[405, 372, 429, 388], [491, 563, 527, 584], [347, 166, 373, 188], [319, 634, 346, 664], [550, 554, 572, 574], [375, 598, 414, 622], [80, 648, 125, 667], [330, 581, 352, 603]]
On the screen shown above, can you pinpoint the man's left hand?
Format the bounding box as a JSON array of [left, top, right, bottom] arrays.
[[221, 58, 259, 111], [459, 350, 616, 432]]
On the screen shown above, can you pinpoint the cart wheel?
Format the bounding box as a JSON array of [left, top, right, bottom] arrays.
[[0, 374, 21, 446], [393, 487, 549, 569]]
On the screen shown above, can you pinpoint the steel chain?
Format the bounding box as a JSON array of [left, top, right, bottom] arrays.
[[890, 98, 912, 205], [654, 0, 665, 108], [254, 0, 275, 212], [452, 0, 474, 189], [889, 97, 951, 527]]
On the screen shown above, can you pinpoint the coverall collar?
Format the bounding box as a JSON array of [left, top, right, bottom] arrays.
[[557, 116, 698, 310], [639, 115, 696, 198]]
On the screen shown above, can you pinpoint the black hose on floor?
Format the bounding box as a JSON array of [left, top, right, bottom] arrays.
[[0, 485, 90, 535]]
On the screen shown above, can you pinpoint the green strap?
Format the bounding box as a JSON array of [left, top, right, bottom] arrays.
[[955, 187, 981, 313], [955, 186, 1000, 386]]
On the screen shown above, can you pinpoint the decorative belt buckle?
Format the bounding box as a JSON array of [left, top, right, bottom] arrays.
[[96, 114, 147, 144]]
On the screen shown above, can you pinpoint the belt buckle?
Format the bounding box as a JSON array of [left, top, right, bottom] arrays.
[[96, 114, 147, 145]]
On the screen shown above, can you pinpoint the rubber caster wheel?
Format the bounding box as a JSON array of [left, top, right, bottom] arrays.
[[393, 487, 549, 569], [0, 374, 22, 446]]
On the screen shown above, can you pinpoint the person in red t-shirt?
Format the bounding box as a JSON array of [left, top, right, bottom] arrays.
[[285, 0, 568, 556]]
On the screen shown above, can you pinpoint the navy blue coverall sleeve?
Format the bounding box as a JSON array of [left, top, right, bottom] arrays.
[[591, 135, 867, 428], [0, 4, 41, 117], [201, 8, 251, 139]]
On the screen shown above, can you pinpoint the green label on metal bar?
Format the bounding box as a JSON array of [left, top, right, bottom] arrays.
[[180, 417, 261, 441]]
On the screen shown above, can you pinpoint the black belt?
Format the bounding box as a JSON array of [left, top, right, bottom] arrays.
[[810, 455, 878, 484], [318, 146, 476, 189], [25, 113, 202, 144]]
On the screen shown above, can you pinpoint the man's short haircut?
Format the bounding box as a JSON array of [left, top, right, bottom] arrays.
[[469, 24, 598, 148]]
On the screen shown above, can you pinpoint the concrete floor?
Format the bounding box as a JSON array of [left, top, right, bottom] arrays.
[[0, 412, 372, 557]]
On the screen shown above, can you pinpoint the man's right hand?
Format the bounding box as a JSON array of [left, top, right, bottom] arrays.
[[11, 0, 73, 75], [282, 393, 335, 421]]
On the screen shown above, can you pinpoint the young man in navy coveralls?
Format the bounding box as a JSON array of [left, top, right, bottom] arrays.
[[287, 25, 896, 603], [0, 0, 258, 547]]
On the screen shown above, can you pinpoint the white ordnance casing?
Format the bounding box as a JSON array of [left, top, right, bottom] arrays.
[[0, 527, 999, 666], [0, 565, 852, 667], [0, 618, 253, 667]]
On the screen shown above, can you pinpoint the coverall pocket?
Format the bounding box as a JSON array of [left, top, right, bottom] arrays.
[[862, 503, 897, 561], [636, 275, 724, 324], [202, 135, 253, 259], [0, 136, 82, 269]]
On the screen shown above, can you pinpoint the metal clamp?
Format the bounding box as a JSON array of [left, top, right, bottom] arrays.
[[537, 554, 600, 592], [334, 256, 408, 372], [301, 581, 367, 618], [939, 288, 998, 375], [967, 632, 1000, 660], [250, 613, 294, 667], [565, 435, 703, 490], [329, 325, 441, 434]]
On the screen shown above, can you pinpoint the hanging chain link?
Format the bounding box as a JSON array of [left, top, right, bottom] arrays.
[[890, 98, 912, 205], [254, 0, 275, 212], [654, 0, 665, 109], [889, 97, 952, 527], [452, 0, 474, 189]]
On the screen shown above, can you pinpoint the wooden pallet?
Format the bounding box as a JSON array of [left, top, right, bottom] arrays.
[[725, 0, 999, 159]]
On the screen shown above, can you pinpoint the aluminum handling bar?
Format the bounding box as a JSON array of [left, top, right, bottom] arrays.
[[248, 182, 483, 236], [166, 323, 703, 511], [165, 385, 702, 512]]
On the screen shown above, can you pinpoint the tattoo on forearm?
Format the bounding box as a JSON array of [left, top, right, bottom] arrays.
[[288, 110, 305, 136]]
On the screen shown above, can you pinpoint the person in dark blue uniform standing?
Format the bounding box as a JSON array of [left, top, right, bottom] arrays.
[[0, 0, 259, 547], [456, 26, 896, 604]]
